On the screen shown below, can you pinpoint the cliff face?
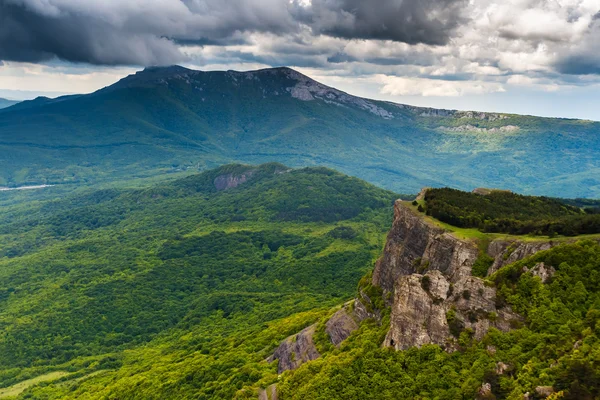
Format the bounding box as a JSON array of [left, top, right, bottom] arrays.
[[372, 201, 479, 293], [268, 324, 320, 374], [372, 200, 556, 351], [267, 199, 566, 377], [384, 270, 517, 351]]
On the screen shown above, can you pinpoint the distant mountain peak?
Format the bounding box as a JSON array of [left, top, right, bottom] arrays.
[[101, 65, 397, 119]]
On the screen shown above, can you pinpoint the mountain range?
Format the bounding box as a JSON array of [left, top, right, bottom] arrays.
[[0, 98, 18, 110], [1, 65, 599, 197]]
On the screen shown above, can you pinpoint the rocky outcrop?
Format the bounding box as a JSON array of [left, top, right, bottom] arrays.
[[268, 324, 320, 373], [282, 68, 394, 119], [213, 171, 255, 191], [526, 262, 556, 283], [440, 125, 520, 134], [415, 187, 431, 201], [373, 200, 479, 294], [258, 384, 278, 400], [535, 386, 555, 398], [384, 270, 518, 351], [477, 383, 494, 400], [325, 307, 359, 346], [372, 200, 560, 352], [487, 240, 556, 275]]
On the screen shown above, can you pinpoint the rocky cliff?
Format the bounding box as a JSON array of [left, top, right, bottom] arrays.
[[266, 199, 566, 375], [267, 324, 320, 374], [371, 200, 561, 351]]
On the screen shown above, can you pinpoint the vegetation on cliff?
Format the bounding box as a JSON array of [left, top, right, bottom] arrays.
[[423, 188, 600, 236], [276, 241, 600, 399]]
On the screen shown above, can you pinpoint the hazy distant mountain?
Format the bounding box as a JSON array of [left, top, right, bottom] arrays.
[[0, 97, 18, 109], [1, 65, 599, 197]]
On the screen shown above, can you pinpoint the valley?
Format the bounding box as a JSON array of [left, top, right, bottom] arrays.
[[0, 163, 598, 398]]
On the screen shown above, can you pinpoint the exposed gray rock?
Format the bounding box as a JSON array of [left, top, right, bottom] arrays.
[[213, 171, 255, 191], [440, 125, 519, 134], [487, 241, 556, 275], [496, 362, 511, 375], [415, 187, 431, 201], [383, 270, 518, 351], [371, 201, 548, 352], [477, 382, 494, 399], [283, 69, 394, 119], [372, 200, 479, 293], [268, 324, 320, 373], [528, 262, 556, 283], [258, 384, 278, 400], [352, 291, 382, 322], [455, 111, 510, 121], [325, 307, 359, 346]]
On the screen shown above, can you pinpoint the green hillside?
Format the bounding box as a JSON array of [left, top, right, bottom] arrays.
[[2, 166, 600, 399], [275, 241, 600, 400], [0, 163, 398, 398], [1, 66, 599, 197]]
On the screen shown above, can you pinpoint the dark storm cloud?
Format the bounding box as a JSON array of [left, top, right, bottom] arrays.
[[0, 0, 297, 65], [0, 0, 468, 66], [0, 1, 184, 65], [292, 0, 468, 45], [553, 20, 600, 75], [555, 55, 600, 75]]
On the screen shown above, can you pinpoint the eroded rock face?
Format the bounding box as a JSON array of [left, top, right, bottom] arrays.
[[373, 201, 556, 352], [282, 68, 394, 119], [325, 307, 359, 346], [527, 262, 556, 283], [372, 200, 479, 293], [384, 270, 517, 351], [268, 324, 320, 373], [258, 384, 278, 400], [213, 171, 255, 191], [487, 240, 556, 275]]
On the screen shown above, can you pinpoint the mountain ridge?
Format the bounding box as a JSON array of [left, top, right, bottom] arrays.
[[1, 65, 599, 197], [0, 97, 19, 109]]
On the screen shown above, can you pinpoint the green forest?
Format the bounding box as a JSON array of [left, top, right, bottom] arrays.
[[0, 163, 397, 399], [423, 188, 600, 236], [1, 164, 600, 399]]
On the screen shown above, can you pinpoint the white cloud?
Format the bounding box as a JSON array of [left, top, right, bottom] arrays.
[[377, 75, 505, 97]]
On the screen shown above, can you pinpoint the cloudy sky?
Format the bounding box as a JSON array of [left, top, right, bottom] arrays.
[[2, 0, 600, 119]]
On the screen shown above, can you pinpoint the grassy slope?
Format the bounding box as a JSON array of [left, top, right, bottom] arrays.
[[0, 163, 398, 398]]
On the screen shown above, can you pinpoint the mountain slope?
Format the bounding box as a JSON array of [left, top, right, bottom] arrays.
[[0, 98, 18, 109], [6, 180, 600, 399], [1, 66, 599, 197], [0, 163, 397, 398]]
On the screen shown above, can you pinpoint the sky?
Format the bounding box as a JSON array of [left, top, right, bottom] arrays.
[[2, 0, 600, 120]]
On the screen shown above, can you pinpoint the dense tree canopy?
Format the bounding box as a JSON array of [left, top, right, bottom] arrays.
[[424, 188, 600, 236]]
